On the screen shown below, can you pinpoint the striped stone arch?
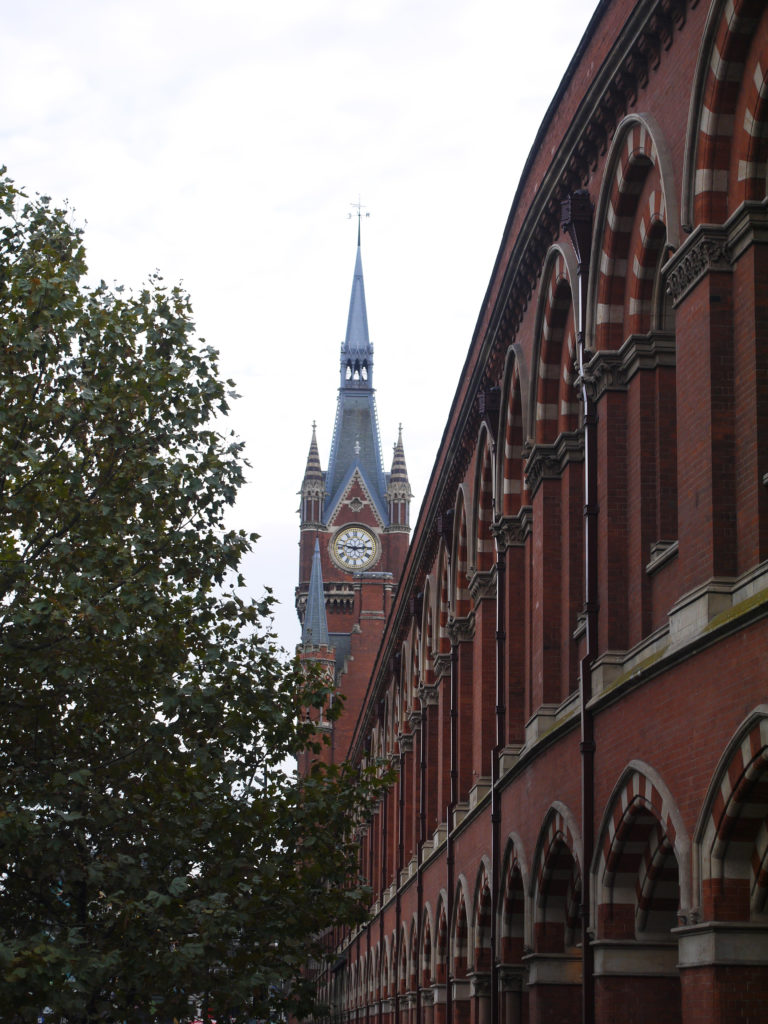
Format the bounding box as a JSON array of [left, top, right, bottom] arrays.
[[533, 245, 579, 443], [437, 543, 451, 656], [472, 425, 496, 573], [627, 188, 670, 335], [420, 903, 435, 987], [532, 803, 583, 952], [452, 880, 470, 978], [408, 916, 418, 992], [398, 922, 408, 995], [451, 488, 471, 618], [420, 576, 435, 686], [498, 346, 528, 516], [685, 0, 768, 225], [697, 706, 768, 920], [590, 114, 679, 352], [500, 833, 530, 960], [407, 621, 420, 713], [595, 762, 690, 939], [435, 894, 449, 984], [371, 943, 380, 1002], [731, 10, 768, 207], [472, 858, 493, 971]]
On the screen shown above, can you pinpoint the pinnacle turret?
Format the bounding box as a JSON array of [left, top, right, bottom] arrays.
[[300, 422, 325, 525], [386, 424, 412, 529]]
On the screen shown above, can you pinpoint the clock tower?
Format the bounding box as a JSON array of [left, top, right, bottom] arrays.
[[297, 225, 411, 764]]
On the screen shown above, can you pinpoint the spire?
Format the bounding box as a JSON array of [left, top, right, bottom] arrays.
[[386, 424, 413, 529], [325, 238, 386, 516], [302, 539, 329, 647], [300, 422, 325, 524], [340, 240, 373, 389]]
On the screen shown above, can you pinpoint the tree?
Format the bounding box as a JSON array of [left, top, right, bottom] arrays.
[[0, 171, 384, 1023]]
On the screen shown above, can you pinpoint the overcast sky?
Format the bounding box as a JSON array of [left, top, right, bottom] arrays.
[[1, 0, 597, 652]]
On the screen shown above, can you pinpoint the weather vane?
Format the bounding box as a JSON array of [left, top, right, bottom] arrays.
[[348, 196, 370, 244]]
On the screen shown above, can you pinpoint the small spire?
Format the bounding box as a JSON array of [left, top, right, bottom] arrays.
[[302, 423, 323, 484], [302, 539, 329, 647], [387, 424, 412, 498]]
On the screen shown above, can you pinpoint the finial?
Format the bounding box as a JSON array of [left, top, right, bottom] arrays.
[[348, 196, 370, 246], [354, 436, 361, 456]]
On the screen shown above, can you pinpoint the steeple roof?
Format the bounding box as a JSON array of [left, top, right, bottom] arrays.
[[326, 239, 386, 515], [302, 539, 329, 647], [340, 242, 373, 388]]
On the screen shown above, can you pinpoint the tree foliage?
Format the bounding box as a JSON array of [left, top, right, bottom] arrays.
[[0, 171, 383, 1023]]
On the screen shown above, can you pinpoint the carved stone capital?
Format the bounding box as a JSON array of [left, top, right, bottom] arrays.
[[664, 224, 732, 306], [468, 567, 496, 602], [448, 613, 475, 644], [580, 349, 627, 401], [407, 707, 423, 730], [418, 682, 440, 708], [524, 431, 584, 497], [581, 331, 676, 402], [398, 731, 414, 754], [433, 651, 451, 679], [493, 506, 533, 549]]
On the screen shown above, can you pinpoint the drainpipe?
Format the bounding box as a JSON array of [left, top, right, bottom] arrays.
[[380, 789, 387, 1023], [447, 633, 458, 1024], [490, 535, 505, 1024], [367, 812, 373, 1024], [396, 748, 404, 1024], [417, 694, 427, 1024], [561, 189, 596, 1024]]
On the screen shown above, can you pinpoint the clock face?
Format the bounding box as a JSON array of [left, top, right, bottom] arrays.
[[332, 525, 377, 570]]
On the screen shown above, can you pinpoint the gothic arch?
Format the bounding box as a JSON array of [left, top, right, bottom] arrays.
[[436, 541, 452, 656], [498, 346, 528, 517], [588, 113, 679, 352], [682, 0, 768, 226], [452, 876, 471, 979], [500, 832, 531, 959], [398, 922, 408, 996], [451, 486, 471, 618], [435, 893, 449, 984], [594, 761, 690, 939], [696, 705, 768, 921], [472, 857, 493, 972], [421, 901, 435, 987], [532, 803, 583, 953], [531, 244, 579, 443], [471, 424, 496, 574], [420, 575, 435, 686]]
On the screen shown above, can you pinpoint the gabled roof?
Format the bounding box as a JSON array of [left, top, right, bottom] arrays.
[[325, 463, 388, 529]]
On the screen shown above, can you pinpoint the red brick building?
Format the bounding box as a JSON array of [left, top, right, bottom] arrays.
[[298, 1, 768, 1021]]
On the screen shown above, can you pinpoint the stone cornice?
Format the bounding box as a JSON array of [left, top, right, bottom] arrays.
[[468, 567, 497, 603], [581, 331, 677, 402], [493, 506, 534, 550], [524, 431, 584, 497]]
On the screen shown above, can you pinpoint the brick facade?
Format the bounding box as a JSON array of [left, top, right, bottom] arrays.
[[301, 1, 768, 1021]]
